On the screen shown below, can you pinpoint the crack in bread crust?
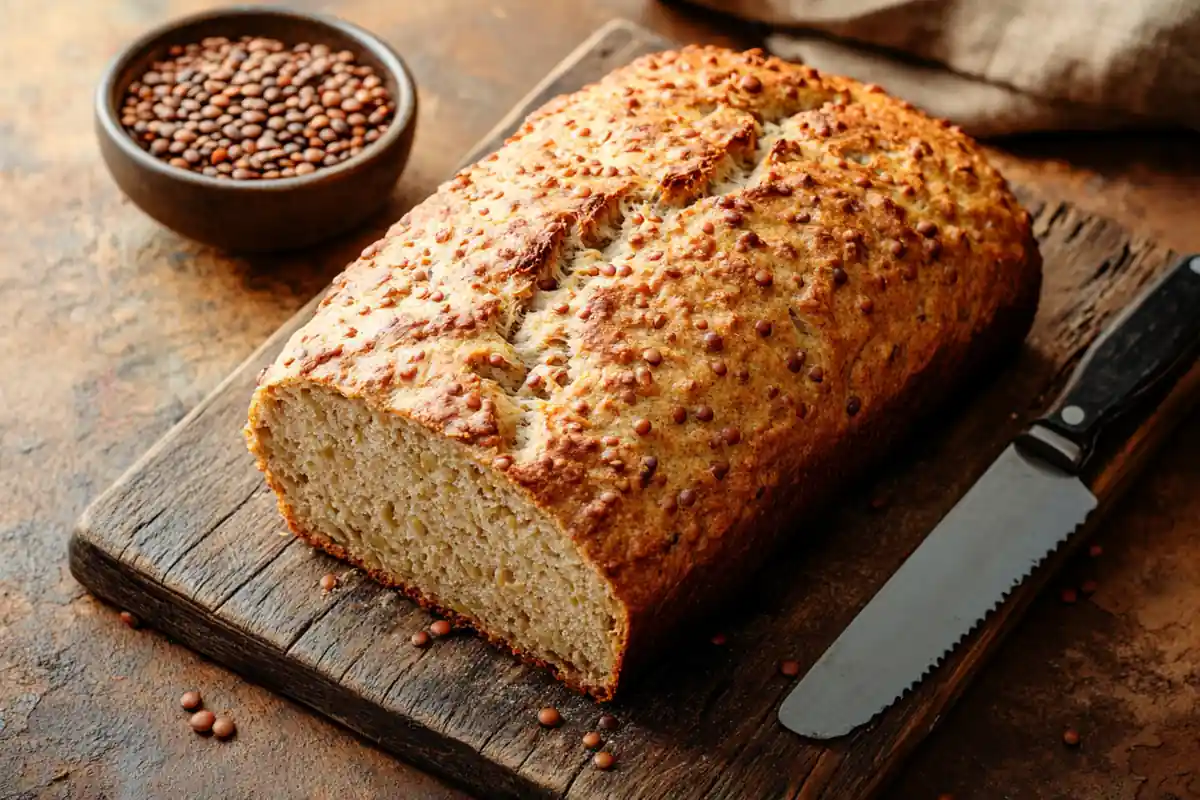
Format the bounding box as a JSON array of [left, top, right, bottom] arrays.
[[248, 45, 1042, 699]]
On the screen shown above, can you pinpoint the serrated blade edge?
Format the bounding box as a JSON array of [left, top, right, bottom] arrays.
[[778, 444, 1098, 739]]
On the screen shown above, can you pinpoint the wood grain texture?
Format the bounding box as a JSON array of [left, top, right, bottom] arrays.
[[66, 18, 1195, 800]]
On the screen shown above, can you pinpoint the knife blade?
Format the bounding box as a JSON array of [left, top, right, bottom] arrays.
[[779, 253, 1200, 740]]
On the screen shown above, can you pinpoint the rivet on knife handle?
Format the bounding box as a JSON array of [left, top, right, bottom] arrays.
[[1019, 254, 1200, 473]]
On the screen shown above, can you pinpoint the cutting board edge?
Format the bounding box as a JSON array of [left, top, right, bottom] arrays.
[[67, 521, 554, 800]]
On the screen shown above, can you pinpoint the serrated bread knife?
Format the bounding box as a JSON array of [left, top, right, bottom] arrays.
[[779, 254, 1200, 740]]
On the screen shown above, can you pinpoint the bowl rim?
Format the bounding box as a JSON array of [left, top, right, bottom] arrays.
[[95, 5, 417, 193]]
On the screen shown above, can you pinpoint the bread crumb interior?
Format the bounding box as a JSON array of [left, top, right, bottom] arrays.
[[252, 383, 622, 687]]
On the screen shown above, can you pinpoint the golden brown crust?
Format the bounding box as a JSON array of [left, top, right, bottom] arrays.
[[247, 45, 1042, 699]]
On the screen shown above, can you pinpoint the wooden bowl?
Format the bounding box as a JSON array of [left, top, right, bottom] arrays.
[[95, 6, 418, 253]]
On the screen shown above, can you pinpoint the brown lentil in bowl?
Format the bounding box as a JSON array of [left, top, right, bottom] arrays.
[[119, 35, 394, 181]]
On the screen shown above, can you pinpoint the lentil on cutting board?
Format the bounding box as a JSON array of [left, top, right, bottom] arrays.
[[119, 36, 394, 180]]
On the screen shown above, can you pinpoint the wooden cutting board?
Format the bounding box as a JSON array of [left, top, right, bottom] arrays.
[[70, 19, 1197, 800]]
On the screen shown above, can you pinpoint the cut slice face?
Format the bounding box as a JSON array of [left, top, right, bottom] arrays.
[[248, 382, 624, 691]]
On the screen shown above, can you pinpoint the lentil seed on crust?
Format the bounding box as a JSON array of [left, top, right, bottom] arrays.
[[247, 45, 1041, 701]]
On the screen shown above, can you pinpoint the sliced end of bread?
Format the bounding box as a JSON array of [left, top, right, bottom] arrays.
[[246, 381, 625, 696]]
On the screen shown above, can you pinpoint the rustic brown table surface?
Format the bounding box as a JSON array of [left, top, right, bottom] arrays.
[[3, 1, 1198, 798]]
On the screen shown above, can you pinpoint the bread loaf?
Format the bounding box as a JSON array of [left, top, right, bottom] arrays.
[[245, 45, 1041, 700]]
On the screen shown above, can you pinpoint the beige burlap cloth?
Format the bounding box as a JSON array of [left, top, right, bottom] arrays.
[[687, 0, 1200, 136]]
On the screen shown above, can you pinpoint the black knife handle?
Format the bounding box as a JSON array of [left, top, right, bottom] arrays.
[[1018, 254, 1200, 473]]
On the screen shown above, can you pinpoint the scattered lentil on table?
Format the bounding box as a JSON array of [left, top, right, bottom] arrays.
[[582, 731, 602, 750], [1062, 728, 1081, 747], [119, 36, 394, 180], [190, 710, 217, 733], [429, 619, 452, 637], [410, 630, 430, 647], [597, 714, 619, 732], [212, 716, 237, 740], [537, 707, 562, 728], [779, 659, 801, 677], [180, 690, 202, 711], [119, 610, 140, 629], [319, 572, 337, 592]]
